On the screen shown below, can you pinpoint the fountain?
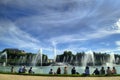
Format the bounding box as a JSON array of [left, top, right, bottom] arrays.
[[50, 42, 71, 66], [0, 51, 7, 66], [70, 56, 73, 63], [106, 52, 116, 66], [74, 56, 79, 66], [32, 49, 42, 67], [40, 49, 42, 67], [116, 57, 119, 64], [1, 49, 120, 74], [53, 46, 56, 62], [50, 55, 70, 66], [63, 56, 66, 63], [82, 50, 95, 67], [52, 41, 57, 63], [50, 49, 71, 66]]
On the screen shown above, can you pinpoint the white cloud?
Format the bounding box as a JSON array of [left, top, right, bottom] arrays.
[[115, 41, 120, 53], [49, 26, 120, 44], [117, 47, 120, 50], [63, 45, 88, 53], [115, 19, 120, 30], [94, 48, 120, 54], [1, 0, 120, 57], [100, 42, 110, 46], [1, 0, 120, 45], [0, 20, 42, 51], [116, 41, 120, 46]]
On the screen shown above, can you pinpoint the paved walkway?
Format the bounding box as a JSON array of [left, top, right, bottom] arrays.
[[0, 74, 120, 80]]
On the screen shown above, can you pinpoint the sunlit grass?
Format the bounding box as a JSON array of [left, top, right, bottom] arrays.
[[0, 71, 120, 77]]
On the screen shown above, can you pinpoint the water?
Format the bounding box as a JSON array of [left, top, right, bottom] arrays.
[[63, 56, 65, 63], [3, 62, 6, 67], [50, 62, 71, 66], [32, 49, 42, 67], [0, 65, 120, 74], [52, 41, 57, 62], [0, 50, 119, 74], [106, 52, 116, 67], [0, 51, 7, 66], [53, 44, 57, 62], [82, 50, 95, 67], [70, 56, 73, 63]]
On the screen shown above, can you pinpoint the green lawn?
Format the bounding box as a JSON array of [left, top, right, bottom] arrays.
[[0, 71, 120, 77]]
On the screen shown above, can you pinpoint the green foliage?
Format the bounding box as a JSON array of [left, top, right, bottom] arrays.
[[0, 48, 48, 65], [63, 51, 74, 56], [1, 48, 120, 66]]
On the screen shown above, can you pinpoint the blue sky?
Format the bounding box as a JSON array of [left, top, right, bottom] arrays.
[[0, 0, 120, 58]]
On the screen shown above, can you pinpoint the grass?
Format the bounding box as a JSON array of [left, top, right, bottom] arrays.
[[0, 71, 120, 77]]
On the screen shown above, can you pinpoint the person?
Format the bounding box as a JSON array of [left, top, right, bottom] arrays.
[[18, 66, 23, 73], [56, 67, 61, 74], [112, 67, 116, 74], [64, 67, 67, 74], [71, 67, 76, 74], [83, 66, 90, 76], [11, 66, 14, 73], [22, 65, 27, 73], [100, 67, 105, 75], [106, 67, 112, 75], [93, 68, 99, 75], [49, 69, 53, 74], [28, 67, 34, 74]]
